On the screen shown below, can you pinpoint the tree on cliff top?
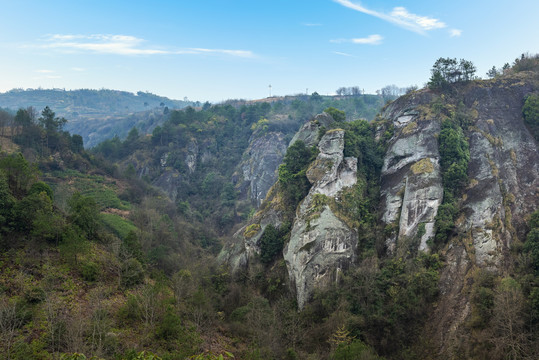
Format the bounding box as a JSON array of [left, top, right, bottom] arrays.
[[428, 57, 477, 89]]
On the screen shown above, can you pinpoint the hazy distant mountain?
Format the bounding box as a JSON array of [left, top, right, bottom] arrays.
[[0, 88, 197, 147], [0, 88, 194, 119]]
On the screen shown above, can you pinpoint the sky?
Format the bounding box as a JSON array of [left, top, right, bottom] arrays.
[[1, 0, 538, 103]]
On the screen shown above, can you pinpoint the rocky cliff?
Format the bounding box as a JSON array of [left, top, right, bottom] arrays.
[[283, 129, 358, 309], [220, 73, 539, 357], [235, 131, 288, 207], [378, 73, 539, 356]]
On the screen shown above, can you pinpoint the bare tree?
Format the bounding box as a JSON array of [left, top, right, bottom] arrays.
[[490, 278, 530, 360], [0, 297, 24, 359]]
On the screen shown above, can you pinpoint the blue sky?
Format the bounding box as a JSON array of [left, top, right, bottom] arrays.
[[1, 0, 538, 102]]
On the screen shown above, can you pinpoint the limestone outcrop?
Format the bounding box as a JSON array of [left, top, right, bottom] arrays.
[[236, 131, 288, 207], [284, 129, 358, 309]]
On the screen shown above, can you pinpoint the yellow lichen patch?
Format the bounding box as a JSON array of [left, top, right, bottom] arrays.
[[326, 128, 344, 134], [455, 213, 467, 226], [410, 158, 434, 175], [486, 119, 495, 125], [243, 223, 261, 239], [306, 157, 333, 183], [468, 178, 479, 188], [510, 149, 517, 164], [402, 121, 418, 135]]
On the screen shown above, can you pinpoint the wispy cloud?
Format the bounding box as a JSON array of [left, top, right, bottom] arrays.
[[331, 34, 383, 45], [333, 0, 446, 35], [33, 75, 62, 80], [302, 23, 322, 27], [449, 29, 462, 37], [35, 69, 54, 73], [35, 34, 255, 58], [333, 51, 357, 57], [71, 67, 86, 72]]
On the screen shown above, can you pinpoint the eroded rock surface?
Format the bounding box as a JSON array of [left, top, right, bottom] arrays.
[[284, 129, 358, 309], [380, 93, 443, 254], [236, 132, 287, 206]]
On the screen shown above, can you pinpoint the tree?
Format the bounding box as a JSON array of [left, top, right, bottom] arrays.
[[14, 107, 36, 128], [486, 66, 499, 79], [39, 106, 67, 133], [491, 278, 528, 360], [523, 93, 539, 141], [68, 192, 100, 240], [428, 57, 476, 89], [0, 153, 39, 199], [324, 107, 346, 122]]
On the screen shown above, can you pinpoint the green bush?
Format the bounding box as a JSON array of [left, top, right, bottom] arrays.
[[121, 258, 144, 288], [324, 107, 346, 122], [80, 261, 100, 282], [156, 307, 182, 340], [118, 294, 141, 323], [523, 93, 539, 141], [259, 224, 289, 264], [278, 140, 318, 207]]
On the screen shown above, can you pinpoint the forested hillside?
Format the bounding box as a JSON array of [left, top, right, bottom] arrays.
[[0, 54, 538, 360]]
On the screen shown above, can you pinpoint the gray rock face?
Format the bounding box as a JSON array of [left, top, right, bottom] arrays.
[[380, 95, 443, 254], [289, 112, 335, 148], [238, 132, 288, 206], [185, 139, 198, 174], [218, 184, 287, 272], [284, 129, 358, 309], [151, 169, 182, 202], [380, 77, 539, 357]]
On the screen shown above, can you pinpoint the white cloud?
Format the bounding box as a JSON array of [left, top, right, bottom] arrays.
[[35, 69, 54, 73], [302, 23, 322, 27], [33, 75, 62, 80], [37, 34, 255, 58], [331, 34, 383, 45], [333, 51, 356, 57], [352, 34, 383, 44], [333, 0, 446, 34], [390, 7, 445, 30], [71, 67, 86, 72], [449, 29, 462, 37]]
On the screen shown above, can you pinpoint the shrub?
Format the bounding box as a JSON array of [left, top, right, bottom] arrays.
[[324, 107, 346, 122], [523, 93, 539, 141], [121, 258, 144, 288], [80, 261, 100, 282]]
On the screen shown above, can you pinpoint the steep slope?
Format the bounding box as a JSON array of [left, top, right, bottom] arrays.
[[220, 71, 539, 358], [284, 129, 358, 309], [378, 72, 539, 357]]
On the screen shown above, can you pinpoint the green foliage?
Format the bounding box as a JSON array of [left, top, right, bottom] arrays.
[[189, 351, 234, 360], [156, 307, 182, 340], [28, 181, 53, 200], [434, 108, 470, 248], [59, 224, 90, 265], [324, 107, 346, 122], [428, 57, 477, 89], [523, 93, 539, 141], [259, 224, 289, 264], [342, 119, 383, 181], [68, 192, 100, 240], [469, 271, 496, 328], [524, 210, 539, 275], [100, 213, 137, 239], [278, 140, 318, 207], [0, 152, 39, 199], [121, 258, 144, 288], [332, 340, 381, 360], [80, 260, 100, 282]]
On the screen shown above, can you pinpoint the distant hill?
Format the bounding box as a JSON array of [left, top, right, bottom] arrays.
[[0, 88, 193, 118], [0, 88, 197, 147]]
